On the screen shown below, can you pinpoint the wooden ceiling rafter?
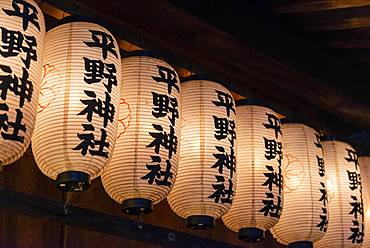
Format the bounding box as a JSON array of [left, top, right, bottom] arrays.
[[271, 0, 370, 14]]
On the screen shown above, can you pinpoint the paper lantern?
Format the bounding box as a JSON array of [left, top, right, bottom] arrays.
[[315, 140, 364, 248], [167, 77, 236, 229], [101, 52, 181, 214], [270, 123, 327, 248], [222, 101, 283, 242], [32, 17, 121, 191], [359, 156, 370, 248], [0, 0, 45, 166]]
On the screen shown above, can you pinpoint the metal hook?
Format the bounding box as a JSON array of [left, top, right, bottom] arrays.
[[136, 215, 143, 230], [63, 191, 72, 215]]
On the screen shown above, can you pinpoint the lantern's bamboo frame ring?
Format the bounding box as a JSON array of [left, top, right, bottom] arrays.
[[122, 198, 153, 215], [56, 171, 91, 192], [186, 215, 215, 230], [288, 241, 313, 248], [238, 228, 265, 242]]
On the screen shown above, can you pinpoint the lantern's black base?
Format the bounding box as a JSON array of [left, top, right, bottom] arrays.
[[122, 198, 153, 215], [238, 228, 265, 242], [288, 241, 313, 248], [186, 215, 215, 230], [56, 171, 91, 192]]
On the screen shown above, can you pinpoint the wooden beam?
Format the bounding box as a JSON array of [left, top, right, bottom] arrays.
[[271, 0, 370, 14], [0, 187, 243, 248], [296, 17, 370, 31]]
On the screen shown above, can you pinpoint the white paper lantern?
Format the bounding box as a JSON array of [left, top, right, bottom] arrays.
[[32, 17, 121, 191], [359, 156, 370, 248], [167, 77, 237, 229], [270, 123, 327, 248], [101, 52, 181, 214], [222, 101, 283, 242], [315, 140, 364, 248], [0, 0, 45, 166]]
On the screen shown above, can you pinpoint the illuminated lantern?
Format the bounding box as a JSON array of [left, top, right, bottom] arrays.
[[101, 52, 181, 214], [222, 100, 283, 242], [270, 122, 327, 248], [315, 140, 364, 248], [32, 17, 121, 191], [0, 0, 45, 167], [359, 156, 370, 248], [167, 77, 236, 229]]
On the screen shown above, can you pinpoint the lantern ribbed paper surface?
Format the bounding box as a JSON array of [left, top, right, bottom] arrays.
[[32, 20, 121, 191], [222, 103, 283, 242], [101, 54, 181, 214], [315, 141, 364, 248], [0, 0, 45, 166], [167, 79, 236, 229], [270, 123, 327, 248], [359, 156, 370, 248]]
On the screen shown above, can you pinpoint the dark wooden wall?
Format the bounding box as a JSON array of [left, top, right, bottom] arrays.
[[0, 149, 286, 248]]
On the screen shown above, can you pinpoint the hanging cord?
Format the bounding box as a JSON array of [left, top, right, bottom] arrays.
[[63, 191, 72, 215], [136, 215, 143, 230]]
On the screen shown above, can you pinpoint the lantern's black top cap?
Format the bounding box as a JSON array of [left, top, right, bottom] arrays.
[[288, 241, 313, 248], [236, 98, 275, 110], [55, 15, 111, 31], [121, 50, 162, 60], [238, 228, 265, 242]]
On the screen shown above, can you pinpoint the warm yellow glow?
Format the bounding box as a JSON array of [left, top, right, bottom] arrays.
[[222, 104, 282, 234], [101, 55, 181, 205], [315, 141, 364, 248], [167, 79, 237, 220], [271, 124, 327, 245], [0, 0, 45, 166], [32, 21, 121, 180]]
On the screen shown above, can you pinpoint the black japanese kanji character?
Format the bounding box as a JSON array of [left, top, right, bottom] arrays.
[[212, 90, 235, 117], [208, 175, 234, 204], [348, 221, 364, 243], [317, 156, 325, 177], [141, 155, 173, 187], [152, 66, 179, 95], [83, 57, 105, 84], [212, 146, 236, 178], [0, 27, 22, 58], [317, 207, 328, 232], [262, 165, 282, 191], [319, 182, 328, 207], [0, 104, 26, 143], [78, 90, 115, 127], [83, 58, 117, 93], [348, 171, 360, 191], [0, 27, 37, 69], [3, 0, 40, 31], [345, 148, 359, 171], [73, 123, 110, 158], [264, 137, 277, 160], [84, 30, 117, 59], [349, 195, 363, 219], [263, 113, 282, 139], [213, 116, 236, 146], [0, 65, 33, 107], [152, 92, 179, 126], [146, 124, 178, 159], [259, 192, 282, 218], [141, 155, 161, 185]]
